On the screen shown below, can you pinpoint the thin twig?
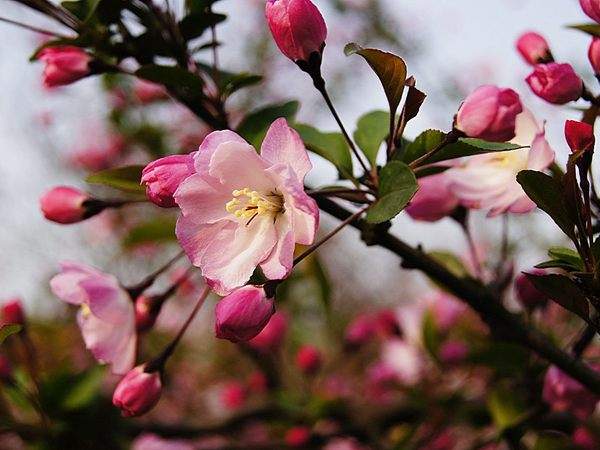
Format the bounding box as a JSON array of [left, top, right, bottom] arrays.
[[0, 16, 73, 39]]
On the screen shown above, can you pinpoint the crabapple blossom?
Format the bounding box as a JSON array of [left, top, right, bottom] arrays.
[[565, 120, 595, 153], [455, 85, 522, 142], [285, 426, 312, 447], [439, 340, 469, 365], [447, 108, 555, 216], [344, 314, 376, 348], [220, 381, 247, 410], [295, 345, 322, 375], [581, 0, 600, 23], [40, 186, 91, 224], [113, 364, 162, 417], [142, 153, 196, 208], [516, 32, 552, 65], [405, 172, 459, 222], [133, 80, 168, 103], [526, 63, 583, 104], [589, 38, 600, 75], [265, 0, 327, 62], [1, 299, 25, 326], [37, 46, 91, 88], [248, 311, 288, 353], [543, 365, 600, 419], [214, 285, 274, 342], [50, 262, 136, 374], [174, 119, 318, 295]]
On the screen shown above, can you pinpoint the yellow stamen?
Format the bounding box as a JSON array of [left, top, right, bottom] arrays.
[[225, 188, 284, 222]]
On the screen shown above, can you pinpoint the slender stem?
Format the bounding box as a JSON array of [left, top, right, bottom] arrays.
[[572, 322, 598, 357], [126, 251, 185, 298], [461, 218, 483, 280], [149, 286, 210, 370], [314, 82, 371, 177], [0, 16, 73, 39], [582, 85, 600, 108], [409, 129, 460, 169], [293, 205, 369, 267]]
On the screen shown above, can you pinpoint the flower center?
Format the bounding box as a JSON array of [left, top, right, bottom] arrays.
[[225, 188, 284, 224]]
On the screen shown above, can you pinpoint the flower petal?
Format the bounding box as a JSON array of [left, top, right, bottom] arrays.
[[260, 118, 312, 181]]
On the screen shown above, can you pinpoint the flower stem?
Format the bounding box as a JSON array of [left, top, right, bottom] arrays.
[[0, 16, 73, 39], [293, 205, 369, 267], [126, 251, 185, 299]]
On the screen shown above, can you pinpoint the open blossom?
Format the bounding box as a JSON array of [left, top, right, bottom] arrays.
[[37, 46, 91, 88], [405, 172, 459, 222], [516, 32, 552, 65], [174, 119, 318, 295], [142, 154, 196, 208], [50, 262, 136, 374], [113, 364, 162, 417], [265, 0, 327, 62], [455, 85, 522, 142], [447, 109, 555, 216], [543, 365, 600, 419], [581, 0, 600, 23], [215, 285, 274, 342], [526, 63, 582, 104]]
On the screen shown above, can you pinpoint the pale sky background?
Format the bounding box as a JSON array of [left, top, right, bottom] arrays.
[[0, 0, 592, 316]]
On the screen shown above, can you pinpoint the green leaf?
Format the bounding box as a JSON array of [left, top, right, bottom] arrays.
[[61, 366, 105, 410], [123, 217, 177, 248], [525, 273, 589, 321], [533, 433, 576, 450], [516, 170, 576, 240], [546, 247, 584, 271], [428, 251, 470, 279], [221, 73, 263, 97], [401, 130, 522, 165], [294, 124, 353, 179], [422, 311, 441, 359], [567, 23, 600, 37], [0, 324, 22, 345], [86, 165, 145, 194], [178, 11, 226, 41], [344, 43, 407, 117], [366, 161, 418, 223], [487, 384, 528, 430], [237, 101, 299, 148], [353, 110, 389, 168], [135, 65, 204, 92], [469, 342, 529, 376]]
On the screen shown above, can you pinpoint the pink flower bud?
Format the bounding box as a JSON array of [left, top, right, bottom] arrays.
[[0, 355, 13, 384], [516, 32, 552, 65], [344, 314, 376, 348], [573, 427, 598, 450], [374, 309, 402, 337], [265, 0, 327, 62], [296, 345, 322, 375], [1, 299, 25, 326], [565, 120, 595, 153], [581, 0, 600, 23], [220, 381, 247, 410], [589, 38, 600, 75], [285, 426, 312, 447], [248, 311, 288, 353], [515, 270, 548, 310], [526, 63, 583, 104], [543, 365, 600, 419], [112, 364, 162, 417], [135, 295, 159, 332], [40, 186, 91, 224], [456, 85, 523, 142], [37, 46, 91, 88], [141, 154, 195, 208], [406, 173, 459, 222], [215, 286, 274, 342], [439, 340, 469, 365]]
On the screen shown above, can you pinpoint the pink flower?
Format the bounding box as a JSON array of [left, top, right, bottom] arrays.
[[285, 427, 312, 447], [589, 38, 600, 74], [405, 172, 459, 222], [220, 381, 247, 410], [132, 433, 194, 450], [344, 314, 376, 348], [526, 63, 583, 104], [113, 364, 162, 417], [133, 80, 168, 103], [447, 108, 555, 216], [295, 345, 322, 375], [247, 371, 268, 393], [455, 85, 523, 142], [439, 340, 469, 365], [174, 119, 318, 295], [142, 154, 196, 208], [40, 186, 90, 224], [581, 0, 600, 23], [248, 311, 288, 353], [381, 339, 422, 385], [429, 291, 465, 332], [1, 299, 25, 326], [214, 285, 274, 342], [324, 437, 368, 450], [573, 427, 598, 450], [516, 32, 552, 65], [565, 120, 595, 153], [37, 46, 91, 88], [265, 0, 327, 62], [50, 262, 136, 374], [515, 270, 548, 310], [543, 365, 600, 419]]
